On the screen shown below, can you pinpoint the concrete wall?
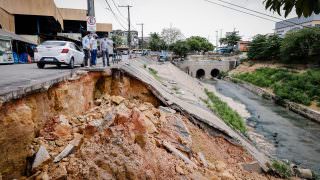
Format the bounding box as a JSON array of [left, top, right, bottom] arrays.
[[177, 60, 232, 79], [0, 0, 64, 28], [59, 8, 86, 21], [0, 8, 15, 32], [97, 23, 113, 32]]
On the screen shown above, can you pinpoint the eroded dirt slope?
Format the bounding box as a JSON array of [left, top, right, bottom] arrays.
[[30, 95, 278, 180]]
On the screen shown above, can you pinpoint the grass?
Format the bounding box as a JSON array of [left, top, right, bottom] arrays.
[[233, 67, 320, 106], [148, 67, 161, 81], [270, 160, 292, 179], [204, 89, 247, 134], [143, 64, 147, 68]]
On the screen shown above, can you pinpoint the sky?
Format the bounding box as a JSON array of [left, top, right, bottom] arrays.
[[54, 0, 294, 44]]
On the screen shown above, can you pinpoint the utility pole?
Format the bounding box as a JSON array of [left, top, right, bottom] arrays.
[[136, 23, 144, 50], [119, 5, 133, 50], [215, 30, 218, 47], [87, 0, 95, 16], [220, 29, 222, 46]]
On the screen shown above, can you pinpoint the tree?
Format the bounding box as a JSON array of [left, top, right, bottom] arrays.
[[186, 36, 214, 52], [161, 27, 183, 45], [280, 27, 320, 63], [111, 35, 123, 48], [148, 33, 167, 51], [219, 32, 241, 46], [247, 34, 282, 60], [264, 0, 320, 17], [171, 40, 190, 58]]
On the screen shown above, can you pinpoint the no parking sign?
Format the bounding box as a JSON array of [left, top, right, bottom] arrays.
[[87, 16, 96, 32]]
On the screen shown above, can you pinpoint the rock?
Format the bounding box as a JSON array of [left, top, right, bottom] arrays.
[[159, 106, 176, 114], [175, 165, 185, 175], [163, 141, 197, 167], [58, 115, 69, 125], [220, 171, 234, 180], [55, 139, 65, 147], [54, 124, 72, 140], [32, 146, 51, 170], [53, 144, 74, 163], [111, 96, 125, 105], [89, 119, 104, 128], [52, 165, 67, 180], [215, 161, 226, 172], [94, 99, 102, 106], [242, 161, 262, 173], [197, 152, 208, 168], [295, 168, 313, 179], [53, 133, 83, 163], [143, 116, 158, 134]]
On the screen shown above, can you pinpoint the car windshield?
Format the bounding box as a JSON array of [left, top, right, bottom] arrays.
[[41, 41, 66, 46]]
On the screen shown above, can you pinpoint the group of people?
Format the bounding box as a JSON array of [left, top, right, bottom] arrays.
[[82, 32, 113, 67]]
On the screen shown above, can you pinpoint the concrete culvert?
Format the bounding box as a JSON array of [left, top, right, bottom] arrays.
[[196, 69, 205, 79], [211, 69, 220, 78]]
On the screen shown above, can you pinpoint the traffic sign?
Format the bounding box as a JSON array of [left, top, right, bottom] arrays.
[[87, 16, 96, 32]]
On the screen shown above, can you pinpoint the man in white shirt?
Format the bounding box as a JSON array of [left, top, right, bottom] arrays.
[[82, 32, 90, 67], [100, 33, 113, 67], [89, 34, 98, 66]]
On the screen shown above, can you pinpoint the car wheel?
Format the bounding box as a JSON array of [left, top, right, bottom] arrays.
[[68, 57, 75, 69], [56, 64, 61, 68], [37, 63, 45, 69]]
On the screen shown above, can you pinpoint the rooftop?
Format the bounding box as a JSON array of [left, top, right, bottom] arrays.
[[275, 14, 320, 30]]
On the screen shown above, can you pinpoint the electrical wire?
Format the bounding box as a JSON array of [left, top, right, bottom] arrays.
[[209, 0, 312, 29], [203, 0, 310, 29], [103, 0, 128, 30]]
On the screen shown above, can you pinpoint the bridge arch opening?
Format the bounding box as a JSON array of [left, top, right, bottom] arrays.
[[211, 69, 220, 78], [196, 69, 205, 79]]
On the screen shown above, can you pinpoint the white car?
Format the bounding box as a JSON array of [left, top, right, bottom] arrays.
[[34, 40, 84, 69]]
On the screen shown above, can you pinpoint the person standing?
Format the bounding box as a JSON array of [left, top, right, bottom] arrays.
[[100, 33, 112, 67], [89, 34, 98, 66], [82, 32, 90, 67]]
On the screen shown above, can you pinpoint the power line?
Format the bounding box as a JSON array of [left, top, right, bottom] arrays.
[[209, 0, 312, 29], [203, 0, 307, 29], [110, 0, 127, 20], [204, 0, 278, 22], [119, 5, 133, 49], [103, 0, 128, 30]]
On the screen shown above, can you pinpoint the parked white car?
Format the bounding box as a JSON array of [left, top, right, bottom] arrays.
[[34, 40, 84, 69]]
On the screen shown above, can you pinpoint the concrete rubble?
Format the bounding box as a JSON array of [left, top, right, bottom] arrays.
[[28, 94, 278, 179]]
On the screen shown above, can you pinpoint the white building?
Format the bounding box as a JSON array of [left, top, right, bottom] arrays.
[[275, 14, 320, 37]]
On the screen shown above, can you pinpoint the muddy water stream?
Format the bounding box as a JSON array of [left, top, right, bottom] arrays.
[[206, 80, 320, 173]]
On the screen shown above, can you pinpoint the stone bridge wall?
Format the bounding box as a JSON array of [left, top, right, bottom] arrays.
[[176, 60, 236, 79]]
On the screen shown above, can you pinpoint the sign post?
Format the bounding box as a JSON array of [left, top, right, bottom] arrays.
[[87, 16, 96, 32]]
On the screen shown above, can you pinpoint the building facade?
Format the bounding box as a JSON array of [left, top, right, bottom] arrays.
[[111, 29, 139, 48], [275, 14, 320, 37], [0, 0, 112, 44]]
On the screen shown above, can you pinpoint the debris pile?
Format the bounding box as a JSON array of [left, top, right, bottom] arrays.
[[29, 95, 277, 179]]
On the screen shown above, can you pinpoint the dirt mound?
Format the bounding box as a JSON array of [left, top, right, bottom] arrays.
[[29, 95, 278, 179]]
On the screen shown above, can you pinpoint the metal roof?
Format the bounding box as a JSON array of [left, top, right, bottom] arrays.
[[275, 14, 320, 30], [0, 29, 37, 45]]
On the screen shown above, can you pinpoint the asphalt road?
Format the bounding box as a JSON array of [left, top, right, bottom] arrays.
[[0, 56, 131, 95]]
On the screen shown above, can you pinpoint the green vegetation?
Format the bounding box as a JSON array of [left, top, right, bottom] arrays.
[[234, 68, 320, 106], [219, 31, 241, 46], [248, 34, 281, 60], [111, 35, 123, 48], [148, 33, 167, 51], [248, 28, 320, 63], [143, 64, 147, 68], [270, 160, 292, 179], [264, 0, 320, 17], [148, 67, 161, 81], [204, 89, 247, 134], [171, 40, 190, 58]]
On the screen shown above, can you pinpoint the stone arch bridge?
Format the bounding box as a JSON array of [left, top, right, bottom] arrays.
[[176, 60, 238, 79]]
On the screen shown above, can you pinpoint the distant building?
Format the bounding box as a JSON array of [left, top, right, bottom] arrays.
[[236, 41, 250, 52], [275, 14, 320, 37], [110, 30, 139, 48]]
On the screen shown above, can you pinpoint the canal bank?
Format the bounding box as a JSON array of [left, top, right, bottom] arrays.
[[206, 79, 320, 173]]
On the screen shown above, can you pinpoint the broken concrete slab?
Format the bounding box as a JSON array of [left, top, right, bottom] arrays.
[[159, 106, 176, 114], [163, 141, 197, 167], [242, 161, 262, 174], [54, 134, 83, 163], [32, 146, 51, 170]]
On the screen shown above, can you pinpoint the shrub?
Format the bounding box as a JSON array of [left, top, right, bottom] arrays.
[[234, 68, 320, 106], [204, 89, 247, 134], [280, 28, 320, 63], [247, 34, 281, 60], [271, 160, 292, 179]]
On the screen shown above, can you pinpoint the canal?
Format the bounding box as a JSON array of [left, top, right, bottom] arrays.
[[207, 80, 320, 173]]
